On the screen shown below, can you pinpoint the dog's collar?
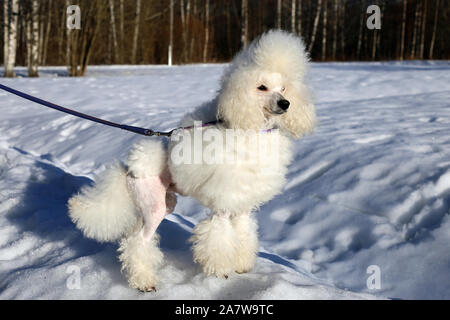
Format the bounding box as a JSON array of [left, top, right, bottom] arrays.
[[179, 119, 274, 133]]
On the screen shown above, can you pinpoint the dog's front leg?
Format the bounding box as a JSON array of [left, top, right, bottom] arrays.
[[190, 211, 239, 278], [231, 213, 258, 274], [118, 173, 171, 291]]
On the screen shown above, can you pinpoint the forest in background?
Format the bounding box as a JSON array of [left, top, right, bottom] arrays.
[[2, 0, 449, 77]]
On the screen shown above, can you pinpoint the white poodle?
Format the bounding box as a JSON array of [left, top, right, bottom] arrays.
[[68, 30, 316, 292]]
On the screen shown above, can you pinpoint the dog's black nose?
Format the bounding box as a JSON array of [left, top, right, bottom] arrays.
[[277, 99, 290, 111]]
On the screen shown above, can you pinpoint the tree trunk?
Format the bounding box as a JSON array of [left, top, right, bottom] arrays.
[[321, 0, 327, 61], [419, 0, 428, 59], [5, 0, 19, 77], [119, 0, 124, 63], [356, 0, 365, 59], [108, 0, 119, 64], [180, 0, 186, 62], [241, 0, 248, 47], [3, 0, 9, 72], [411, 0, 422, 59], [28, 0, 40, 77], [42, 0, 52, 66], [131, 0, 141, 64], [372, 29, 377, 60], [168, 0, 174, 65], [57, 0, 66, 65], [65, 0, 71, 68], [226, 2, 232, 57], [66, 1, 105, 76], [308, 0, 322, 53], [340, 0, 346, 59], [291, 0, 296, 33], [185, 0, 191, 62], [429, 0, 440, 59], [189, 0, 197, 61], [276, 0, 282, 29], [332, 0, 338, 60], [203, 0, 210, 62], [400, 0, 407, 60], [297, 0, 302, 36], [38, 1, 45, 65]]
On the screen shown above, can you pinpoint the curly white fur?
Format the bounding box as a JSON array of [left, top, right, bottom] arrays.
[[118, 231, 163, 291], [68, 30, 316, 289], [127, 139, 167, 178], [68, 163, 138, 242], [190, 213, 239, 277], [231, 214, 259, 274]]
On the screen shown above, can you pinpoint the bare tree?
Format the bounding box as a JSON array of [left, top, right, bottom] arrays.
[[277, 0, 282, 29], [180, 0, 186, 62], [372, 30, 378, 60], [429, 0, 440, 59], [185, 0, 192, 62], [168, 0, 174, 65], [308, 0, 322, 53], [131, 0, 142, 64], [65, 0, 71, 67], [119, 0, 124, 63], [38, 1, 44, 65], [3, 0, 9, 72], [66, 1, 105, 76], [226, 2, 232, 57], [42, 0, 53, 66], [321, 0, 328, 61], [411, 0, 422, 59], [356, 0, 365, 59], [203, 0, 210, 62], [291, 0, 296, 33], [189, 0, 198, 61], [400, 0, 407, 60], [340, 0, 346, 58], [28, 0, 40, 77], [419, 0, 428, 59], [332, 0, 338, 60], [297, 0, 302, 36], [4, 0, 19, 77], [371, 0, 379, 60], [108, 0, 119, 64], [241, 0, 249, 47], [2, 0, 450, 68]]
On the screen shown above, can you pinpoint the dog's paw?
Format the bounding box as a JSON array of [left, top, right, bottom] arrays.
[[127, 273, 159, 292], [235, 268, 251, 274], [138, 286, 157, 293]]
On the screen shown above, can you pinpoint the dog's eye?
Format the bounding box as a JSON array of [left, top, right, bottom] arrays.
[[257, 85, 268, 91], [281, 87, 285, 92]]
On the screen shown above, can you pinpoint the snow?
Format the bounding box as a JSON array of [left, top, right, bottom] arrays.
[[1, 61, 449, 299]]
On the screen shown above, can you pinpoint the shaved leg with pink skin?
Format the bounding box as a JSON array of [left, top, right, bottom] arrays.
[[118, 169, 176, 292]]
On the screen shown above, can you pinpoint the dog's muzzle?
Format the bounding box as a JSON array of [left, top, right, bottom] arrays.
[[267, 93, 290, 115]]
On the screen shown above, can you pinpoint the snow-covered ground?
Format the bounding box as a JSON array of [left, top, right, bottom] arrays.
[[0, 61, 449, 299]]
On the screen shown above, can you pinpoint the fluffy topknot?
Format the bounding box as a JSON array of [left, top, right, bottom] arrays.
[[228, 29, 309, 82], [215, 29, 316, 137]]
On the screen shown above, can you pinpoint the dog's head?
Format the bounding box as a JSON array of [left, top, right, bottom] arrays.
[[217, 30, 316, 138]]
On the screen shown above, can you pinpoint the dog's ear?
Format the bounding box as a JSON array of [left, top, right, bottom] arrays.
[[217, 71, 266, 130], [279, 82, 316, 139]]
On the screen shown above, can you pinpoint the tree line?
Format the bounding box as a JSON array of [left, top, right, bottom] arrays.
[[1, 0, 448, 77]]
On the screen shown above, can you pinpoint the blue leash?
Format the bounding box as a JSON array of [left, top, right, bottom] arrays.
[[0, 83, 195, 137]]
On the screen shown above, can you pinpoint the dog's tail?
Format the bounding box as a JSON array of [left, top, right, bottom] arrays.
[[68, 139, 167, 242], [68, 163, 138, 242]]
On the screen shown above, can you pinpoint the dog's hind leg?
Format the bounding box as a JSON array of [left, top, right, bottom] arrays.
[[118, 171, 174, 291]]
